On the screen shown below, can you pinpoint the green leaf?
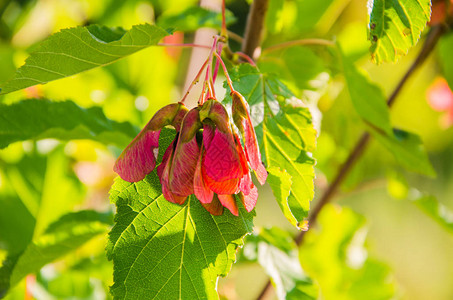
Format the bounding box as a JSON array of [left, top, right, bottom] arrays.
[[228, 65, 316, 227], [107, 129, 254, 299], [413, 196, 453, 233], [0, 99, 138, 149], [243, 227, 318, 300], [266, 0, 285, 34], [438, 32, 453, 90], [266, 167, 293, 226], [300, 204, 397, 299], [341, 49, 393, 135], [0, 24, 169, 94], [368, 0, 431, 64], [294, 0, 338, 34], [259, 46, 330, 97], [44, 210, 113, 234], [0, 210, 110, 294], [157, 6, 236, 32], [370, 127, 436, 177], [0, 194, 36, 255]]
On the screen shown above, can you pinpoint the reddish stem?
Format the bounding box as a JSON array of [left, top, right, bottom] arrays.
[[261, 38, 335, 54], [235, 51, 256, 66], [201, 37, 220, 103], [180, 58, 209, 104], [213, 42, 224, 82], [213, 51, 235, 92], [158, 43, 211, 49], [221, 0, 227, 37]]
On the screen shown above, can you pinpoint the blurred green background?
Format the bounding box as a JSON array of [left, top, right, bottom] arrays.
[[1, 0, 453, 299]]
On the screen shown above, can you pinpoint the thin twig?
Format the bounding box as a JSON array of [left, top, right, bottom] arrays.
[[235, 51, 257, 66], [157, 43, 211, 49], [227, 30, 244, 43], [213, 51, 235, 91], [255, 24, 446, 300], [262, 38, 335, 55]]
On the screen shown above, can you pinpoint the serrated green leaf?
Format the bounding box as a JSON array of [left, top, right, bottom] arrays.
[[228, 65, 316, 227], [267, 167, 293, 225], [0, 210, 110, 293], [0, 99, 138, 149], [300, 204, 397, 299], [413, 196, 453, 233], [107, 175, 254, 299], [107, 129, 254, 299], [0, 24, 169, 94], [368, 0, 431, 64], [370, 127, 436, 177], [157, 6, 236, 32], [438, 32, 453, 90], [341, 49, 393, 135], [244, 227, 317, 300], [259, 46, 330, 97]]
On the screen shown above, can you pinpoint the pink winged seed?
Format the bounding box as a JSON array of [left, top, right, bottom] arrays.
[[232, 91, 267, 185], [217, 194, 239, 216], [239, 186, 258, 212], [193, 147, 214, 204], [113, 129, 160, 182], [202, 129, 243, 183], [242, 112, 267, 185], [169, 137, 200, 196], [158, 141, 188, 205]]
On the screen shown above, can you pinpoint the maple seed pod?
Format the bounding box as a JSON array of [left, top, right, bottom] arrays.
[[231, 91, 268, 185], [147, 102, 188, 131], [167, 108, 202, 197], [199, 99, 230, 133], [178, 107, 203, 143], [113, 102, 188, 183]]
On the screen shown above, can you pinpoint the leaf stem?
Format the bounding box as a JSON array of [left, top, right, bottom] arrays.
[[180, 58, 209, 104], [213, 51, 235, 92], [158, 43, 211, 49], [255, 24, 446, 300], [212, 42, 224, 83], [235, 51, 257, 66], [261, 38, 336, 55]]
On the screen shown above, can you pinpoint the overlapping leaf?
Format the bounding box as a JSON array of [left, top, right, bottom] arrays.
[[228, 65, 316, 228], [300, 204, 397, 299], [340, 50, 435, 177], [439, 32, 453, 90], [107, 129, 254, 299], [0, 24, 169, 94], [0, 210, 110, 295], [370, 127, 436, 177], [10, 211, 110, 286], [341, 50, 393, 135], [0, 99, 138, 149], [157, 7, 236, 32], [242, 227, 317, 300], [413, 195, 453, 233], [368, 0, 431, 64]]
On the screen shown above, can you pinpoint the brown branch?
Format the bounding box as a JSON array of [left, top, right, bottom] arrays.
[[227, 30, 244, 43], [255, 24, 446, 300], [241, 0, 269, 59]]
